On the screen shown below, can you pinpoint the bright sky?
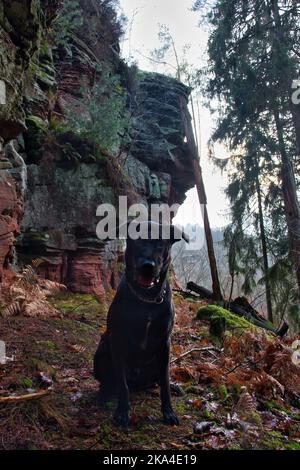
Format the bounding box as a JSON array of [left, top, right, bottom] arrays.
[[119, 0, 230, 228]]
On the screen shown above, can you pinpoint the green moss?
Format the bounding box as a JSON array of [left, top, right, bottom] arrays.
[[196, 304, 255, 330], [175, 399, 190, 414], [264, 400, 290, 414], [184, 385, 199, 394], [37, 340, 57, 351], [29, 358, 57, 379], [248, 411, 262, 426], [261, 431, 300, 450], [20, 377, 34, 389], [26, 115, 48, 132], [202, 408, 214, 420], [230, 383, 242, 402], [291, 413, 300, 421], [36, 67, 57, 90], [25, 115, 48, 160], [49, 292, 105, 318]]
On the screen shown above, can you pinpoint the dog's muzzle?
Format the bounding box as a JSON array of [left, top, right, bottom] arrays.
[[137, 261, 159, 289]]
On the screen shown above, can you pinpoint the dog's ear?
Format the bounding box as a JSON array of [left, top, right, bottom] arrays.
[[170, 225, 189, 244]]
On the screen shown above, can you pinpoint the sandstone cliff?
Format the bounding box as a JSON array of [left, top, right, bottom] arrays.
[[0, 0, 195, 297]]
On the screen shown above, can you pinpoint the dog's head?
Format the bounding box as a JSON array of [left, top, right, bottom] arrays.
[[124, 221, 188, 293]]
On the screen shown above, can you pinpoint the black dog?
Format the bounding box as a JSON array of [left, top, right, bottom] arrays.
[[93, 221, 188, 427]]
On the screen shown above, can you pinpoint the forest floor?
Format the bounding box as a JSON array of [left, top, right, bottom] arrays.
[[0, 290, 300, 450]]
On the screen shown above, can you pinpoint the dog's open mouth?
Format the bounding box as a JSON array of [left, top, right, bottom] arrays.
[[137, 275, 159, 289], [136, 262, 160, 289]]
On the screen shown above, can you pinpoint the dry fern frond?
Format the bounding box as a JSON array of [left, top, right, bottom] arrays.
[[3, 301, 22, 317], [171, 365, 196, 383], [16, 265, 38, 288], [267, 346, 300, 394], [197, 362, 225, 385], [68, 344, 86, 353], [234, 386, 256, 420], [250, 371, 284, 399], [23, 299, 58, 318], [32, 258, 47, 269], [1, 261, 66, 318], [39, 279, 66, 296], [224, 329, 273, 364]]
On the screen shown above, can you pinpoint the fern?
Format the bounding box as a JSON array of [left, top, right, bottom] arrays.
[[1, 261, 66, 318], [234, 386, 256, 419]]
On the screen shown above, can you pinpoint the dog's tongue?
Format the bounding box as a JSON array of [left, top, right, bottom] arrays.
[[138, 275, 155, 288]]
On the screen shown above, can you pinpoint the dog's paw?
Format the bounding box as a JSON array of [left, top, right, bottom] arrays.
[[113, 409, 130, 427], [162, 408, 179, 426]]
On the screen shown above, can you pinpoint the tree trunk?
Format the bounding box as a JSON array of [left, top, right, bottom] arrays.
[[269, 0, 300, 299], [270, 0, 300, 155], [229, 273, 234, 304], [179, 97, 223, 301], [255, 174, 273, 322], [290, 100, 300, 156], [273, 107, 300, 298]]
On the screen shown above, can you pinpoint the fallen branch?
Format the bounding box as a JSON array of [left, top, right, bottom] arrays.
[[171, 346, 221, 364], [225, 361, 247, 375], [186, 282, 289, 337], [0, 389, 50, 404], [186, 282, 214, 300]]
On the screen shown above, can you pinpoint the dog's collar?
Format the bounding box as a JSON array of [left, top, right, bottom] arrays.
[[127, 281, 167, 304]]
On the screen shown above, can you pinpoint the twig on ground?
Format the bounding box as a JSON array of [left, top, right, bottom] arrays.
[[0, 389, 50, 403], [225, 354, 267, 375], [171, 346, 221, 364]]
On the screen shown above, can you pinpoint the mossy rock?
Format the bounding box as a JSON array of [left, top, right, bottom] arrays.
[[25, 115, 48, 161], [196, 304, 255, 330], [36, 66, 57, 91]]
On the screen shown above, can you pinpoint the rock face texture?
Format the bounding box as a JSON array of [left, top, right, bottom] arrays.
[[0, 0, 195, 296], [131, 72, 195, 205]]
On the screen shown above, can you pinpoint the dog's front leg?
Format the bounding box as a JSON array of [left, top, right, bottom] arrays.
[[159, 339, 179, 425], [111, 340, 130, 427]]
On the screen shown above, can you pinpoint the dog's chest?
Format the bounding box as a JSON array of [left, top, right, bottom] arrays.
[[129, 311, 172, 354], [140, 319, 152, 350]]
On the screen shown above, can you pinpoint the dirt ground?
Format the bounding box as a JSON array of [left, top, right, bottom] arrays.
[[0, 291, 299, 450]]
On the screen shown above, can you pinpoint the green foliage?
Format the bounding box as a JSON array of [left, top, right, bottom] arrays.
[[223, 223, 261, 297], [265, 258, 299, 329], [218, 384, 229, 401], [20, 377, 34, 389], [197, 304, 254, 330], [66, 70, 130, 152], [25, 115, 49, 161], [262, 431, 300, 450], [195, 0, 300, 329]]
